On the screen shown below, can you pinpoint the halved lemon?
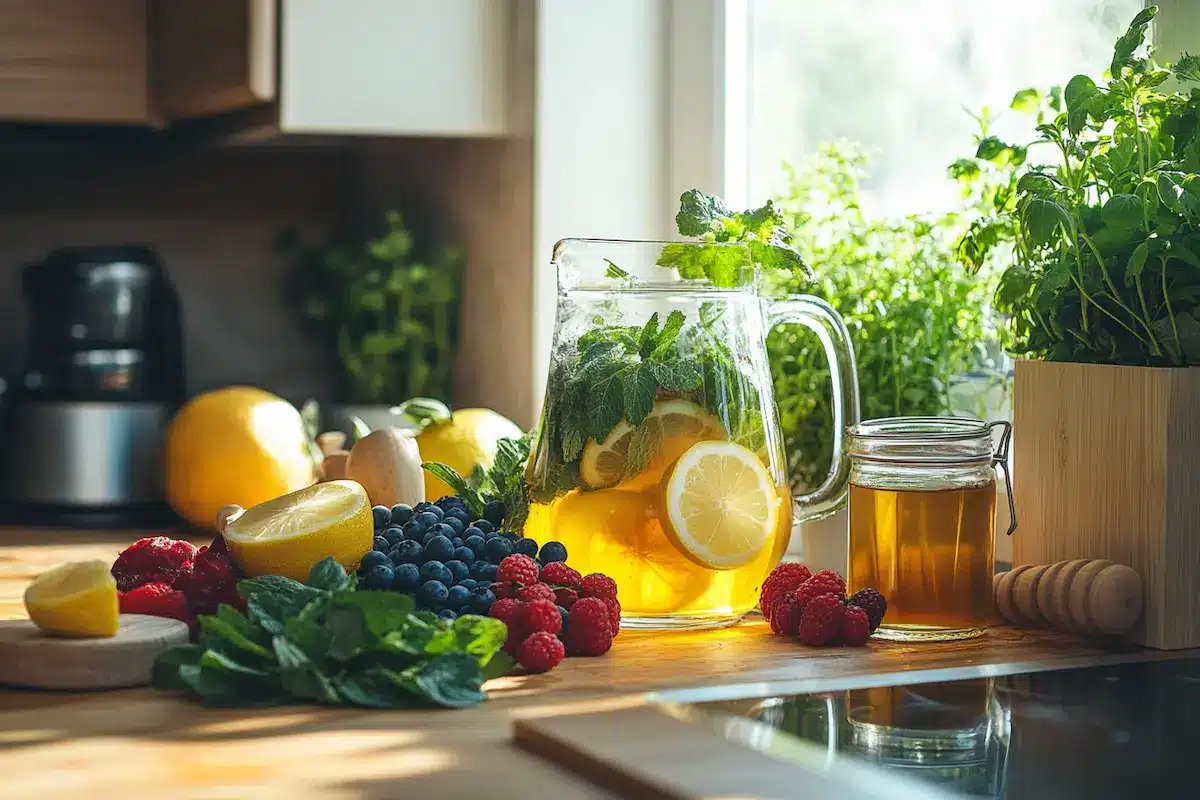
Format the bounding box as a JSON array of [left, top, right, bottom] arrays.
[[24, 560, 119, 638], [660, 440, 780, 570], [224, 479, 373, 581], [580, 399, 725, 489]]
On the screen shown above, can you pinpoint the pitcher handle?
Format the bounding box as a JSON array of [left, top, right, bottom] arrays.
[[766, 295, 861, 521]]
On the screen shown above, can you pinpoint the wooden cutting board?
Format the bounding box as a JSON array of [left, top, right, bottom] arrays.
[[0, 613, 190, 690]]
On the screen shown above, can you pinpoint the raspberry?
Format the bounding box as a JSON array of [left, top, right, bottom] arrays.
[[119, 582, 190, 621], [517, 631, 565, 673], [768, 591, 804, 636], [579, 573, 618, 601], [564, 596, 613, 656], [491, 581, 517, 599], [520, 599, 563, 636], [489, 597, 525, 655], [601, 595, 621, 636], [540, 562, 582, 589], [516, 583, 557, 604], [793, 571, 847, 616], [182, 537, 242, 617], [798, 593, 844, 646], [496, 554, 540, 586], [760, 562, 812, 619], [848, 588, 888, 632], [840, 604, 871, 646], [111, 536, 197, 592], [553, 586, 579, 609]]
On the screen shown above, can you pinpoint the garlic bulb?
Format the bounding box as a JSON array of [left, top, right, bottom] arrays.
[[346, 428, 425, 508]]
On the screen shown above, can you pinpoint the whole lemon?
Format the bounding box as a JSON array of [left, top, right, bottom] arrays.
[[165, 387, 314, 529], [416, 408, 523, 500]]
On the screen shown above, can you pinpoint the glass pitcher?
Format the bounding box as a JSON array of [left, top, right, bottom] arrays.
[[524, 239, 860, 629]]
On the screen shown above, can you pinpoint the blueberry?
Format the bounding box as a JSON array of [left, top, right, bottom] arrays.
[[437, 608, 457, 620], [421, 579, 449, 604], [372, 536, 390, 553], [362, 550, 390, 570], [470, 586, 497, 613], [539, 541, 569, 564], [393, 562, 421, 591], [504, 532, 520, 543], [393, 540, 424, 565], [515, 537, 539, 557], [463, 534, 485, 552], [463, 526, 484, 540], [452, 546, 475, 563], [445, 517, 465, 536], [479, 563, 498, 582], [435, 495, 462, 508], [426, 505, 445, 522], [474, 520, 495, 534], [457, 578, 478, 590], [447, 507, 471, 525], [484, 499, 506, 526], [364, 563, 394, 590], [482, 537, 513, 565], [414, 501, 433, 512], [445, 584, 471, 609], [424, 535, 455, 562], [557, 605, 570, 632], [372, 505, 392, 529], [433, 522, 456, 540], [484, 531, 501, 541], [451, 537, 465, 548], [402, 520, 426, 540], [390, 503, 413, 524], [416, 511, 440, 529], [469, 560, 491, 580], [445, 559, 470, 584], [420, 560, 453, 585]]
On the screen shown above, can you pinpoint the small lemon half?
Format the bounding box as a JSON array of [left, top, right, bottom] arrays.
[[24, 560, 120, 638]]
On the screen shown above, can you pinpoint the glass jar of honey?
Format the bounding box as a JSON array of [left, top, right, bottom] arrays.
[[846, 417, 1015, 642]]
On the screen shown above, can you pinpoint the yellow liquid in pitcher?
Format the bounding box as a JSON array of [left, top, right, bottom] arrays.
[[525, 444, 793, 624]]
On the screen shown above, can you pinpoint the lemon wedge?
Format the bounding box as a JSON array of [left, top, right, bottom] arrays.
[[660, 440, 779, 570], [580, 399, 725, 489], [224, 479, 373, 581], [24, 560, 119, 638]]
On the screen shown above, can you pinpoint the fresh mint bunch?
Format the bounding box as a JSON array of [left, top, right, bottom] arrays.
[[153, 558, 511, 709], [657, 190, 814, 287], [976, 5, 1200, 365], [422, 433, 533, 531]]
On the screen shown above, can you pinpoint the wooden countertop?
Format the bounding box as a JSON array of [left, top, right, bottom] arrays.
[[0, 528, 1169, 798]]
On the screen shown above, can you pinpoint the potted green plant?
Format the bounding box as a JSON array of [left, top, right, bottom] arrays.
[[966, 6, 1200, 648], [281, 210, 463, 434]]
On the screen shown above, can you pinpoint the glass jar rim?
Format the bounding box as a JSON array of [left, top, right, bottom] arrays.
[[847, 415, 990, 442]]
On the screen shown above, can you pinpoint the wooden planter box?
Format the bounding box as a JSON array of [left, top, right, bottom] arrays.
[[1012, 360, 1200, 650]]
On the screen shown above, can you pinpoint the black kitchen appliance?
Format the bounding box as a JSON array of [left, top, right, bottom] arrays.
[[4, 245, 185, 527]]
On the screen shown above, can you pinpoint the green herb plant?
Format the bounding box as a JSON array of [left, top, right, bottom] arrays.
[[770, 125, 1025, 485], [530, 194, 809, 502], [153, 558, 510, 709], [281, 211, 463, 404], [969, 5, 1200, 365]]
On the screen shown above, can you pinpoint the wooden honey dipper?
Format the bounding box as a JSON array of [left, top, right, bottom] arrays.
[[994, 559, 1143, 637]]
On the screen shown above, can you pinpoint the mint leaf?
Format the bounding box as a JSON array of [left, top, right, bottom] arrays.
[[200, 649, 271, 678], [585, 360, 627, 442], [397, 653, 487, 709], [676, 189, 731, 236], [273, 637, 339, 703], [333, 591, 415, 638], [283, 616, 331, 663], [749, 240, 811, 281], [451, 614, 508, 664], [481, 651, 516, 681], [333, 668, 415, 709], [736, 201, 783, 239], [650, 360, 701, 391], [421, 462, 485, 517], [637, 313, 660, 357], [198, 612, 272, 660], [623, 421, 660, 480], [326, 604, 374, 661], [604, 258, 632, 281], [561, 425, 585, 462], [153, 644, 203, 690], [651, 311, 686, 358], [393, 397, 451, 428], [307, 558, 351, 592], [623, 364, 657, 426]]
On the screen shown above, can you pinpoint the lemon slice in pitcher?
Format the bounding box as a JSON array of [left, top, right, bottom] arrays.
[[580, 399, 725, 489], [660, 440, 779, 569]]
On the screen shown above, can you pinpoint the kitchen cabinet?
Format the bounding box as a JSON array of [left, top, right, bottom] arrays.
[[0, 0, 513, 137]]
